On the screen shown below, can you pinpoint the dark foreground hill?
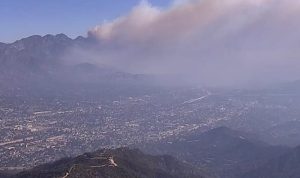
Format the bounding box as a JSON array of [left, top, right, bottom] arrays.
[[11, 148, 211, 178], [138, 127, 290, 178], [0, 173, 10, 178], [244, 146, 300, 178]]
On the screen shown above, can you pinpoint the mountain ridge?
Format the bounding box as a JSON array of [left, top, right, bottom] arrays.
[[137, 127, 291, 178]]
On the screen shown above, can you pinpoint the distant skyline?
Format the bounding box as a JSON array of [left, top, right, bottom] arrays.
[[0, 0, 172, 43]]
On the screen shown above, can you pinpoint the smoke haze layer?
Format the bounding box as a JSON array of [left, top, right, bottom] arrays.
[[85, 0, 300, 87]]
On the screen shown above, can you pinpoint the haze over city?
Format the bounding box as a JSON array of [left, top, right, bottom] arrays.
[[1, 1, 300, 178]]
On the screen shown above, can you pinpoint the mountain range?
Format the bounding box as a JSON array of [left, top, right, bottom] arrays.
[[0, 34, 157, 99]]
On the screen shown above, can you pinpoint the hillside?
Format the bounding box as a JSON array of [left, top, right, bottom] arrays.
[[12, 148, 211, 178], [244, 146, 300, 178], [138, 127, 290, 178]]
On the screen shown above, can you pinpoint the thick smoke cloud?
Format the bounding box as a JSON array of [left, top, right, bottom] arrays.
[[86, 0, 300, 87]]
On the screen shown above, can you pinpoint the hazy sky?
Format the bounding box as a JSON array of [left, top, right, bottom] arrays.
[[2, 0, 300, 87], [0, 0, 172, 43], [83, 0, 300, 87]]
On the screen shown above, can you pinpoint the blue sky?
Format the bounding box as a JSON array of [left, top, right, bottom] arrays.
[[0, 0, 172, 43]]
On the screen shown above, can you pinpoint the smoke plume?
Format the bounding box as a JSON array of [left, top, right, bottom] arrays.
[[84, 0, 300, 87]]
